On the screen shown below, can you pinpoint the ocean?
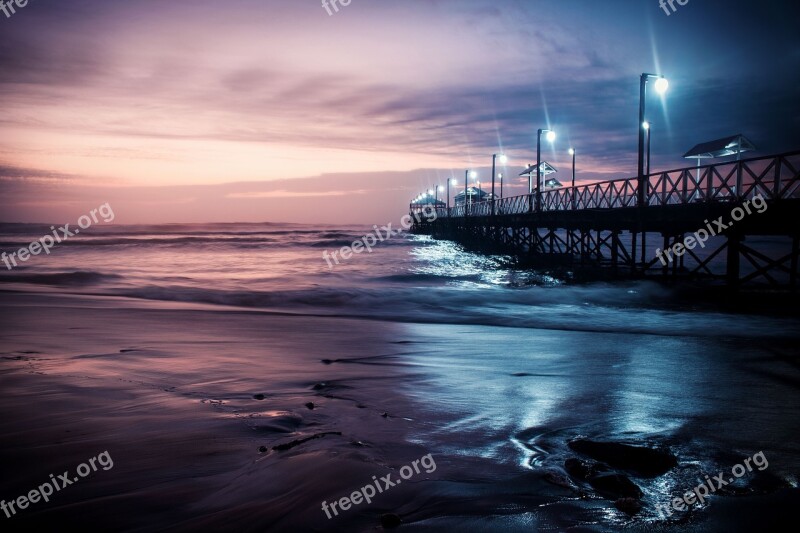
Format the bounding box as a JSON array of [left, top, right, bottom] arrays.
[[0, 222, 798, 531]]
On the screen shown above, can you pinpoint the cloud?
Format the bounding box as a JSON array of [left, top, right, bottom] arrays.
[[0, 0, 798, 222]]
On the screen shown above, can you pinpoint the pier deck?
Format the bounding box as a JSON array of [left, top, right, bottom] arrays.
[[412, 151, 800, 287]]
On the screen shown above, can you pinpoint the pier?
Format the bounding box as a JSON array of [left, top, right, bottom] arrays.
[[411, 150, 800, 288]]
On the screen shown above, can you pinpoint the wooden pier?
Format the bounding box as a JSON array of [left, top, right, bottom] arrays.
[[412, 151, 800, 288]]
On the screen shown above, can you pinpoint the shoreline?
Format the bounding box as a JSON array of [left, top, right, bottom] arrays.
[[1, 290, 799, 531]]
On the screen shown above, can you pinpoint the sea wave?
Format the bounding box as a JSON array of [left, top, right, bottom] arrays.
[[94, 282, 800, 339], [0, 271, 122, 286]]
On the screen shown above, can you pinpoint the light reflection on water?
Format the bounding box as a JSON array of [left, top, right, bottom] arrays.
[[397, 320, 800, 521], [408, 236, 563, 288]]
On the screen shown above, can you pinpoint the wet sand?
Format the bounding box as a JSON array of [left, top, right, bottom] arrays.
[[1, 289, 799, 531]]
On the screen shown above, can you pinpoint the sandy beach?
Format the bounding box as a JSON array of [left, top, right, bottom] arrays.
[[2, 286, 799, 532]]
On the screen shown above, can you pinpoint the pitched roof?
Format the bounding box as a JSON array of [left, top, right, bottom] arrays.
[[519, 161, 557, 176], [683, 134, 756, 159]]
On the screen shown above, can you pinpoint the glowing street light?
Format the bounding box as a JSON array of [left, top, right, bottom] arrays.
[[638, 73, 668, 207], [446, 178, 457, 211], [535, 128, 556, 212], [642, 121, 653, 177], [465, 170, 477, 215], [568, 148, 577, 209], [568, 147, 576, 187], [491, 153, 507, 216]]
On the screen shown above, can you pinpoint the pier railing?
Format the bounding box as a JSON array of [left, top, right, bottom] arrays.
[[434, 151, 800, 218]]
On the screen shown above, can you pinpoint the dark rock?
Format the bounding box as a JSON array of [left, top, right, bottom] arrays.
[[380, 513, 402, 528], [568, 438, 677, 477], [615, 497, 642, 515], [564, 458, 609, 481], [253, 393, 266, 400], [544, 470, 576, 490], [312, 382, 327, 390], [587, 472, 643, 500], [565, 458, 591, 480], [381, 412, 389, 418], [258, 446, 268, 453], [305, 402, 315, 410]]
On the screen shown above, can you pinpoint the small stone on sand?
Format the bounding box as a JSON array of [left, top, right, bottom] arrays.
[[380, 513, 402, 528]]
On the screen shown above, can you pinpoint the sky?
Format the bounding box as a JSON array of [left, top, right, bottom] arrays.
[[1, 0, 799, 224]]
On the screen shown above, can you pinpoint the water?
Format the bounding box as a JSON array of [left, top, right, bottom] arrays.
[[0, 222, 796, 337], [1, 222, 799, 531]]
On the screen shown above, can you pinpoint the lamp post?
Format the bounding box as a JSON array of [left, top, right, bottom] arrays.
[[643, 121, 652, 177], [568, 148, 576, 210], [499, 173, 503, 199], [447, 178, 457, 211], [536, 129, 556, 212], [465, 170, 477, 215], [491, 154, 507, 216], [464, 170, 468, 215], [637, 73, 668, 207]]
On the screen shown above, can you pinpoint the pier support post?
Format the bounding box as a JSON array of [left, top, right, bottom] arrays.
[[611, 231, 619, 273], [791, 235, 799, 292], [726, 233, 742, 288]]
